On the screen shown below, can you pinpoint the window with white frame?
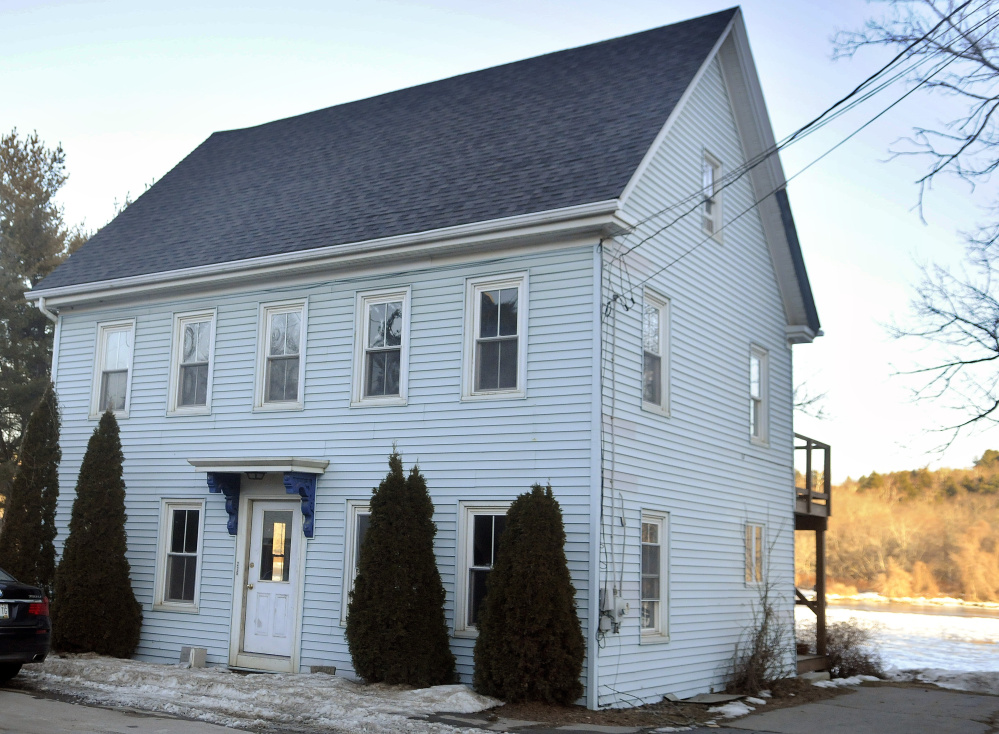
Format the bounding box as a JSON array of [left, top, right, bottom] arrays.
[[463, 274, 527, 399], [640, 512, 668, 637], [456, 504, 509, 634], [749, 346, 769, 443], [255, 301, 306, 408], [702, 152, 722, 237], [91, 320, 135, 417], [745, 522, 765, 584], [154, 501, 204, 610], [352, 289, 410, 405], [642, 291, 670, 414], [168, 311, 215, 414], [340, 501, 371, 624]]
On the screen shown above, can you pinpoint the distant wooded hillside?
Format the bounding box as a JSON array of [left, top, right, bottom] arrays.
[[796, 451, 999, 602]]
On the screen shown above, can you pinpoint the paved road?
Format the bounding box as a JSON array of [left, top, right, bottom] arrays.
[[707, 685, 999, 734], [0, 689, 241, 734]]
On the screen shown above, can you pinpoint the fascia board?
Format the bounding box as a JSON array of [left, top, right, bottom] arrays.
[[27, 199, 624, 309], [188, 457, 329, 474]]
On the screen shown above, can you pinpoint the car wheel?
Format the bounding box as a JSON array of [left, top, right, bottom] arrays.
[[0, 663, 22, 682]]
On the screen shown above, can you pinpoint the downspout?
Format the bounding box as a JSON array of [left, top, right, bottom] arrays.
[[36, 297, 61, 385]]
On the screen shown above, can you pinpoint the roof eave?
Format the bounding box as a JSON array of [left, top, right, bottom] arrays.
[[27, 199, 626, 310]]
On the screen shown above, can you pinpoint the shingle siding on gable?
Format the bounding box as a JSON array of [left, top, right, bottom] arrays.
[[36, 10, 736, 292], [51, 244, 598, 679], [596, 57, 795, 704]]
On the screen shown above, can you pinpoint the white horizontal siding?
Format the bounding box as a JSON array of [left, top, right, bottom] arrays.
[[52, 245, 596, 680], [597, 57, 796, 705]]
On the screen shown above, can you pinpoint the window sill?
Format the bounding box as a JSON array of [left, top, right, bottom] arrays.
[[452, 627, 479, 639], [750, 436, 769, 448], [461, 389, 526, 402], [640, 631, 670, 644], [252, 401, 305, 413], [153, 602, 200, 614], [641, 400, 670, 417], [167, 407, 212, 417], [90, 410, 129, 421], [350, 396, 408, 408]]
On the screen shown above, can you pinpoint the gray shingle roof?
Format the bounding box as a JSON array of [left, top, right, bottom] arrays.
[[37, 8, 738, 291]]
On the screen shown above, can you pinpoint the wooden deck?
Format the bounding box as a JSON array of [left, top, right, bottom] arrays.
[[794, 433, 831, 668]]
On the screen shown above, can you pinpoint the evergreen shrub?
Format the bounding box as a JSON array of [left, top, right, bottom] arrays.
[[0, 384, 60, 594], [473, 484, 584, 704], [52, 411, 142, 656], [346, 450, 455, 685]]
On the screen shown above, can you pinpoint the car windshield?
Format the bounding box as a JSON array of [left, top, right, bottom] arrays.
[[0, 568, 15, 583]]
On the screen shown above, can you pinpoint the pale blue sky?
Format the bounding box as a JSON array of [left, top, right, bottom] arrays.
[[4, 0, 994, 479]]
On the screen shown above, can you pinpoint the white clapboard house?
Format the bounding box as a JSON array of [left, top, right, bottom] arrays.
[[29, 7, 821, 708]]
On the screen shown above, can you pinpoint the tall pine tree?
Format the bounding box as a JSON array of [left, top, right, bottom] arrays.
[[474, 484, 585, 704], [52, 411, 141, 656], [0, 130, 86, 516], [0, 384, 60, 593], [346, 450, 455, 686]]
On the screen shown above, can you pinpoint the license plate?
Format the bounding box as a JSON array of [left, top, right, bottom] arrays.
[[0, 603, 7, 620]]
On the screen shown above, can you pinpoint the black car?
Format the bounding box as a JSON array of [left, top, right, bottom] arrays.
[[0, 567, 50, 681]]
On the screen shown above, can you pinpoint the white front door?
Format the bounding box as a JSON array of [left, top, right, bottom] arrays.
[[242, 501, 300, 658]]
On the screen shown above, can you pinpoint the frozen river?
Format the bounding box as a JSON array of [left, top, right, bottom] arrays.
[[795, 603, 999, 671]]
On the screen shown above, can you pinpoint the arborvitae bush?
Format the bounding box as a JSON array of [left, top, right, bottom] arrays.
[[52, 411, 142, 656], [474, 484, 584, 704], [0, 384, 60, 595], [346, 450, 455, 686]]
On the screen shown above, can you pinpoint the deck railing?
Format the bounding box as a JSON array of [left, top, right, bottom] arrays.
[[795, 433, 831, 517]]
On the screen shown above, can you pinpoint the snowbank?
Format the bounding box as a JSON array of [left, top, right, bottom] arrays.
[[888, 668, 999, 696], [706, 701, 755, 718], [811, 675, 880, 688], [19, 654, 498, 733]]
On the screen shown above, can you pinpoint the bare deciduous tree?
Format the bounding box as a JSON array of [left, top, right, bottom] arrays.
[[838, 1, 999, 440]]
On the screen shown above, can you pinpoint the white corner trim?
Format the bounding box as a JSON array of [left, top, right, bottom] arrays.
[[27, 200, 623, 309]]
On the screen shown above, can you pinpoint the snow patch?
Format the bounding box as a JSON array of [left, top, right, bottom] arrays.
[[811, 675, 880, 688], [888, 668, 999, 696], [744, 696, 767, 705], [19, 655, 498, 733], [706, 701, 754, 718]]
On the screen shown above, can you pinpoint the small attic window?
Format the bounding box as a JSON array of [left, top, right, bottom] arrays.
[[701, 152, 722, 239]]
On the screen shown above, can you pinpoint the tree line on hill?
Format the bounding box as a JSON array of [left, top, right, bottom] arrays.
[[796, 452, 999, 602]]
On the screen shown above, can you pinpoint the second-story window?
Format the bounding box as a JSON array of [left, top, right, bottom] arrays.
[[255, 300, 307, 409], [463, 273, 527, 399], [352, 288, 410, 406], [642, 290, 670, 415], [169, 311, 215, 414], [91, 320, 135, 418], [749, 346, 769, 444]]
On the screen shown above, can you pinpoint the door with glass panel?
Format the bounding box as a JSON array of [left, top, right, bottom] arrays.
[[242, 501, 300, 657]]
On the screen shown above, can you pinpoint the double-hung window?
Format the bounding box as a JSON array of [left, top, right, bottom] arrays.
[[749, 346, 769, 444], [640, 512, 668, 638], [642, 290, 670, 414], [352, 288, 410, 406], [463, 273, 527, 399], [702, 152, 722, 238], [745, 523, 765, 584], [255, 300, 307, 409], [168, 311, 215, 414], [340, 501, 371, 624], [91, 320, 135, 418], [456, 503, 509, 635], [154, 500, 204, 611]]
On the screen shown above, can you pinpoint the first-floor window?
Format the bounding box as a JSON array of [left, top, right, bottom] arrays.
[[640, 512, 668, 637], [745, 523, 765, 584], [340, 502, 371, 624], [156, 501, 203, 609], [457, 503, 509, 633]]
